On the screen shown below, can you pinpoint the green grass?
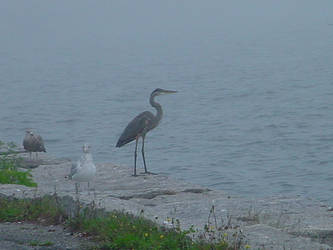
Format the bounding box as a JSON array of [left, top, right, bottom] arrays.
[[69, 210, 216, 250], [0, 195, 65, 224], [29, 240, 54, 247], [0, 195, 231, 249], [0, 141, 37, 187]]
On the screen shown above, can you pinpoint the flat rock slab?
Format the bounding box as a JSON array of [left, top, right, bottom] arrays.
[[1, 154, 333, 249], [0, 222, 95, 250]]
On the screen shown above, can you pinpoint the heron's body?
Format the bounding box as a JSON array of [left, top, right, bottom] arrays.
[[116, 111, 157, 147], [116, 88, 177, 176], [23, 130, 46, 159], [70, 144, 96, 194]]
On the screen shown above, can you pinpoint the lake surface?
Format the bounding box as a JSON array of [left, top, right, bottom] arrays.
[[1, 1, 333, 202]]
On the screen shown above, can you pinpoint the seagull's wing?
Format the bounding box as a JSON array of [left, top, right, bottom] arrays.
[[23, 134, 32, 151], [35, 134, 46, 152], [69, 160, 81, 179]]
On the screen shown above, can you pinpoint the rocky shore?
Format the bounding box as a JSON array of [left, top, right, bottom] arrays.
[[1, 151, 333, 249]]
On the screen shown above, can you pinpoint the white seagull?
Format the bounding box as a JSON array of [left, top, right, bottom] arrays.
[[69, 143, 96, 195]]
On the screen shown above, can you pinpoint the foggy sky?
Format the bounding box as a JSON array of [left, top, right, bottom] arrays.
[[1, 0, 332, 51]]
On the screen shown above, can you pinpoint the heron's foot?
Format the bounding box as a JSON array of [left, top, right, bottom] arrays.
[[141, 171, 157, 175]]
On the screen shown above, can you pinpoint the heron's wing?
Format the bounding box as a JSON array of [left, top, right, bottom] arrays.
[[116, 111, 155, 147]]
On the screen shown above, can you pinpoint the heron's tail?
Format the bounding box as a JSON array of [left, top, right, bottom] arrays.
[[116, 139, 125, 147], [116, 136, 135, 147]]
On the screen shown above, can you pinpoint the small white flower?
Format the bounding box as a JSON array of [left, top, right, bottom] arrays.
[[163, 221, 173, 226]]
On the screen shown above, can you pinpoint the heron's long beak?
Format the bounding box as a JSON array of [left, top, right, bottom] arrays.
[[162, 89, 177, 94]]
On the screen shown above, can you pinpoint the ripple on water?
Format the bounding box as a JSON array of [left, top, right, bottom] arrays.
[[55, 118, 78, 124], [19, 120, 34, 125], [44, 138, 62, 143]]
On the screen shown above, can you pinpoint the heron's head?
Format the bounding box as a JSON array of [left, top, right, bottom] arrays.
[[151, 88, 177, 97], [82, 143, 91, 153]]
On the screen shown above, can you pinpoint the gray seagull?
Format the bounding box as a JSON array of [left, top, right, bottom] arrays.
[[23, 130, 46, 160]]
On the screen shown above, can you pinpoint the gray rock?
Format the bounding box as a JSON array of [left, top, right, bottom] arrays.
[[243, 224, 332, 250], [0, 222, 94, 250], [1, 157, 333, 249]]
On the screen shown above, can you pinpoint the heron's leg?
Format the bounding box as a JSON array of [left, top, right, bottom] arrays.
[[142, 135, 148, 173], [134, 136, 139, 176], [141, 135, 157, 175], [29, 152, 32, 160]]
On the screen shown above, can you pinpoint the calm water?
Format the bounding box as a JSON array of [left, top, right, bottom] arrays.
[[1, 1, 333, 202]]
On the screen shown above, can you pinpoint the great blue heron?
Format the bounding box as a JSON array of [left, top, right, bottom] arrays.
[[23, 130, 46, 159], [69, 143, 96, 195], [116, 88, 177, 176]]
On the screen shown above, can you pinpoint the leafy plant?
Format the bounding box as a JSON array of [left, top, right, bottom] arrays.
[[0, 142, 37, 187]]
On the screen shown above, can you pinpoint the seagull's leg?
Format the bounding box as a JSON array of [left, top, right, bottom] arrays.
[[77, 183, 81, 200], [93, 185, 96, 202], [74, 183, 80, 217], [75, 183, 79, 200], [134, 136, 139, 176], [90, 181, 96, 204]]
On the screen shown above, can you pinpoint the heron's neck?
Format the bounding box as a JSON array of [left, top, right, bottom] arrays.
[[150, 94, 163, 123]]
